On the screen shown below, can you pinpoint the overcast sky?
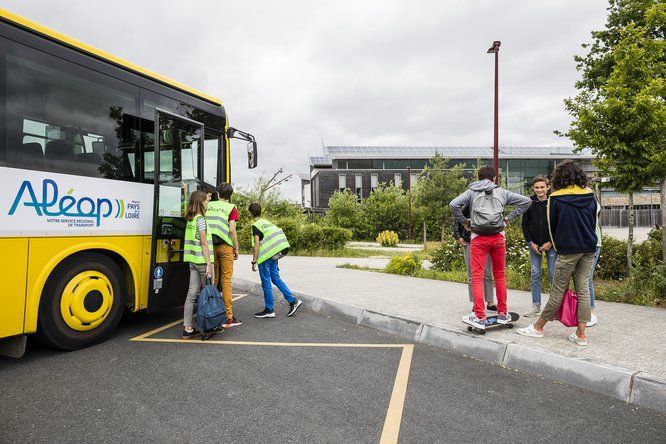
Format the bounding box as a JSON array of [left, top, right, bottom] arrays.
[[4, 0, 609, 200]]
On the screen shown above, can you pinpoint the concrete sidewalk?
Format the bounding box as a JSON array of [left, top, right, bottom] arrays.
[[233, 255, 666, 413]]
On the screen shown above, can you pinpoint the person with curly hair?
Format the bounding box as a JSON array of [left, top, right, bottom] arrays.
[[516, 160, 597, 345]]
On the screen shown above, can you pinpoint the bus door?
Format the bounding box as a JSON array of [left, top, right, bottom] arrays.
[[149, 110, 204, 312]]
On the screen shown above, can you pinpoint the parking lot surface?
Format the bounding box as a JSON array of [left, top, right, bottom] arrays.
[[1, 293, 664, 443]]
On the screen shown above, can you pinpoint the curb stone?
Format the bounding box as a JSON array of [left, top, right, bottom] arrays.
[[359, 311, 423, 342], [232, 277, 666, 414], [502, 343, 634, 401], [418, 323, 508, 364], [630, 372, 666, 413]]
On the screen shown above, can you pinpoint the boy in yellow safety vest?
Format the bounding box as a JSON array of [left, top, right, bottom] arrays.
[[206, 183, 241, 328], [249, 203, 302, 318]]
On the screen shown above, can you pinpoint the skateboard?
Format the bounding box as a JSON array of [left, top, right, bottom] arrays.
[[464, 312, 520, 335]]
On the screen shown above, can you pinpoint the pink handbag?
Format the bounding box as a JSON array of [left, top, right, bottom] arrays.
[[556, 289, 579, 327]]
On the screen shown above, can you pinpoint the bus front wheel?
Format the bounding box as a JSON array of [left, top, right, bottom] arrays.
[[37, 253, 125, 351]]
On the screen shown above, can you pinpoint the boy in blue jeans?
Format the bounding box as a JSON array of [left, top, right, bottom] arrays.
[[521, 175, 557, 317], [249, 203, 302, 318]]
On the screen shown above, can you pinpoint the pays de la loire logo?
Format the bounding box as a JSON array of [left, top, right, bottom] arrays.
[[8, 179, 140, 227]]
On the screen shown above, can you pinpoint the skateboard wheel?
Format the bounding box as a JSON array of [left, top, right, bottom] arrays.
[[467, 326, 473, 332], [480, 330, 486, 335], [507, 324, 514, 329]]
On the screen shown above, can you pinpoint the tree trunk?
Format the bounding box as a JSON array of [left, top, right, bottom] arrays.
[[661, 179, 666, 262], [627, 192, 634, 270]]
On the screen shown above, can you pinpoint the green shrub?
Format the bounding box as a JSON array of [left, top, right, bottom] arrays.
[[362, 185, 409, 239], [504, 223, 530, 276], [385, 253, 421, 276], [238, 218, 351, 254], [325, 190, 368, 239], [320, 226, 352, 249], [595, 265, 666, 307], [596, 235, 629, 280], [648, 227, 662, 242], [633, 236, 663, 268], [430, 236, 465, 272], [376, 230, 399, 247]]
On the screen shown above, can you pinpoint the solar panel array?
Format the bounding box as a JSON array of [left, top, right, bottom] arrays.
[[323, 145, 592, 159], [309, 156, 332, 165]]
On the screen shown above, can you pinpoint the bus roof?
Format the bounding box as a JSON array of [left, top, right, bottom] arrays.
[[0, 7, 222, 106]]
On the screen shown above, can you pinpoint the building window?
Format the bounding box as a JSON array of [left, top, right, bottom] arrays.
[[394, 173, 402, 188], [348, 159, 372, 169], [371, 173, 378, 192], [355, 174, 362, 201], [410, 173, 418, 189], [338, 174, 347, 192], [313, 176, 320, 207]]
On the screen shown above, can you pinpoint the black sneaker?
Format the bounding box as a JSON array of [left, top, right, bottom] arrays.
[[254, 309, 275, 319], [287, 299, 303, 317], [486, 304, 497, 312], [182, 329, 201, 339]]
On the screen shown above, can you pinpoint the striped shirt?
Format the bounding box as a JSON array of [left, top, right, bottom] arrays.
[[195, 216, 207, 241]]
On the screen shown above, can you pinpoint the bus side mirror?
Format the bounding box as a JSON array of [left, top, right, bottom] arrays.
[[248, 141, 258, 169]]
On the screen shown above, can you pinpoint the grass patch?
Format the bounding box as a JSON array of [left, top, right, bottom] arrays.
[[289, 247, 433, 260], [337, 262, 663, 307]]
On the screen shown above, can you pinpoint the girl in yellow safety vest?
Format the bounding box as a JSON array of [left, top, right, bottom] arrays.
[[182, 190, 214, 339]]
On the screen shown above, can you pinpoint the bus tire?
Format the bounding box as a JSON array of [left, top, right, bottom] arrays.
[[36, 253, 125, 351]]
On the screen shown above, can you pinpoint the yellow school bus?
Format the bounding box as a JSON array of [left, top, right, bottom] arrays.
[[0, 8, 257, 356]]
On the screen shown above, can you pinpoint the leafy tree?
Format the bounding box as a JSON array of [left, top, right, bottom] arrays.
[[561, 0, 666, 266], [233, 177, 304, 226], [412, 154, 467, 242], [325, 189, 367, 239], [362, 185, 409, 239]]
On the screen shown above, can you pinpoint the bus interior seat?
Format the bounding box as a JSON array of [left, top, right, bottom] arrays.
[[92, 141, 105, 155], [14, 142, 45, 168], [21, 142, 44, 158], [45, 140, 73, 159]]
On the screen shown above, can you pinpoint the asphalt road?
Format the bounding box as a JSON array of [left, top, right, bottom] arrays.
[[1, 293, 664, 443]]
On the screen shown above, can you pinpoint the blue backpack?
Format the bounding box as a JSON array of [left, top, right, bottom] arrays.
[[196, 281, 226, 333]]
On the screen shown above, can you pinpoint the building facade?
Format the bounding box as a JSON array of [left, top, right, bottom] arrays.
[[302, 146, 596, 209]]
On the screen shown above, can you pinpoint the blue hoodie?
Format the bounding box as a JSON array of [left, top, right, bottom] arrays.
[[547, 186, 597, 254]]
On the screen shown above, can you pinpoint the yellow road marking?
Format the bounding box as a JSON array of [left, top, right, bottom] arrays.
[[130, 319, 182, 341], [129, 294, 248, 341], [380, 344, 414, 444], [132, 337, 406, 348], [129, 296, 414, 442]]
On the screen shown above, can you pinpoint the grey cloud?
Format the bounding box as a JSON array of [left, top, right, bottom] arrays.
[[3, 0, 609, 199]]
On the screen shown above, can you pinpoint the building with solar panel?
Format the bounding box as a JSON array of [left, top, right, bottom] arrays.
[[301, 145, 595, 209]]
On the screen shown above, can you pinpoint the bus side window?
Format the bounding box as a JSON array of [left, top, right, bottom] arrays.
[[3, 41, 139, 182], [204, 134, 221, 186]]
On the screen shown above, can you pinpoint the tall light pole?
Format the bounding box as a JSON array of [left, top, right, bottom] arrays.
[[487, 41, 501, 183]]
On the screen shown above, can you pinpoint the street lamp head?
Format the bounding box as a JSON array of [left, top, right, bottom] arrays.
[[487, 41, 501, 53]]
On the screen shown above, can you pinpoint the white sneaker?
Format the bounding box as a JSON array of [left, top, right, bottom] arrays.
[[568, 332, 588, 346], [586, 313, 598, 327], [515, 324, 544, 338], [524, 304, 541, 318], [462, 314, 489, 330]]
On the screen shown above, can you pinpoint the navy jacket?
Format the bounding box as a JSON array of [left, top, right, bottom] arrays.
[[521, 195, 550, 246], [547, 186, 597, 254]]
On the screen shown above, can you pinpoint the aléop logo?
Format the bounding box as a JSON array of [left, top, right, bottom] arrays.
[[8, 178, 142, 228]]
